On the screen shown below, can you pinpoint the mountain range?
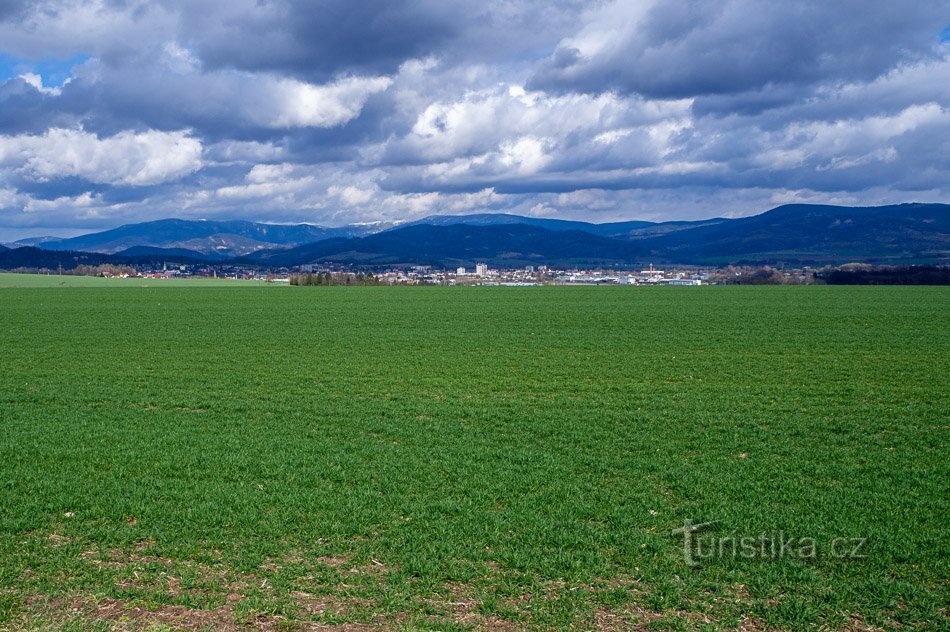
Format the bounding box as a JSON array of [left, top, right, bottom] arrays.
[[2, 203, 948, 269], [16, 218, 382, 257], [239, 224, 640, 268], [5, 214, 721, 256]]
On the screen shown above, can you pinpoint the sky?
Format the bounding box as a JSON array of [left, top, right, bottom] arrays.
[[0, 1, 948, 240]]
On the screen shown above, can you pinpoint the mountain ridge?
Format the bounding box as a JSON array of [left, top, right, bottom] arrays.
[[18, 213, 705, 255], [394, 212, 729, 240], [34, 218, 376, 257], [635, 203, 950, 265], [238, 203, 949, 267], [3, 203, 948, 269], [240, 224, 641, 268]]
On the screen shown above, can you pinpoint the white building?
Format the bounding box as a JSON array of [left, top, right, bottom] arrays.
[[457, 267, 466, 275], [475, 263, 489, 276], [664, 278, 702, 286]]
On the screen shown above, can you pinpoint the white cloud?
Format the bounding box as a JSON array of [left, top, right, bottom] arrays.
[[818, 147, 898, 172], [378, 83, 693, 190], [398, 87, 657, 163], [18, 72, 69, 96], [246, 163, 297, 184], [0, 188, 20, 209], [747, 103, 949, 172], [445, 187, 506, 211], [204, 140, 285, 164], [265, 76, 393, 128], [22, 191, 98, 214], [0, 128, 202, 186], [328, 185, 377, 206], [162, 41, 200, 73], [216, 163, 317, 200], [593, 128, 634, 144], [385, 191, 441, 215], [498, 136, 553, 174]]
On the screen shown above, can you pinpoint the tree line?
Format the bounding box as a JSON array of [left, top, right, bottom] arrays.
[[817, 266, 949, 285], [289, 272, 384, 286]]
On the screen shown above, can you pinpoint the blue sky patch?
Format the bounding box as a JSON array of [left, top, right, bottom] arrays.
[[0, 53, 90, 86]]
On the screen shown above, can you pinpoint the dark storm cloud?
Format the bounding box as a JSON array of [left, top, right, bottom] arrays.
[[530, 0, 950, 99], [187, 0, 461, 81], [12, 176, 108, 201], [0, 0, 28, 20], [181, 0, 590, 81], [0, 77, 75, 133]]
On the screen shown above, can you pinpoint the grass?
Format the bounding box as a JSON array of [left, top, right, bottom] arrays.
[[0, 285, 947, 629]]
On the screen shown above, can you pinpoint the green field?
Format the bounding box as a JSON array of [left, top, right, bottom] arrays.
[[0, 273, 269, 288], [0, 286, 947, 630]]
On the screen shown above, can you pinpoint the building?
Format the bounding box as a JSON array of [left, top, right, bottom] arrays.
[[664, 278, 702, 286], [457, 267, 466, 275], [475, 263, 489, 276]]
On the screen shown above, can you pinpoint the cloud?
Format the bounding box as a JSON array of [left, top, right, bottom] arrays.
[[530, 0, 950, 99], [373, 83, 699, 191], [0, 1, 178, 61], [379, 84, 689, 166], [0, 128, 202, 185], [1, 0, 949, 238], [0, 186, 19, 208], [203, 139, 286, 164], [186, 0, 460, 80], [18, 72, 67, 95], [22, 190, 99, 214], [263, 76, 394, 128], [328, 184, 376, 207], [0, 50, 394, 138]]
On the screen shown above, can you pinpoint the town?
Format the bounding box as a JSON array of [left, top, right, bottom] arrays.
[[379, 263, 710, 286], [44, 261, 821, 285]]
